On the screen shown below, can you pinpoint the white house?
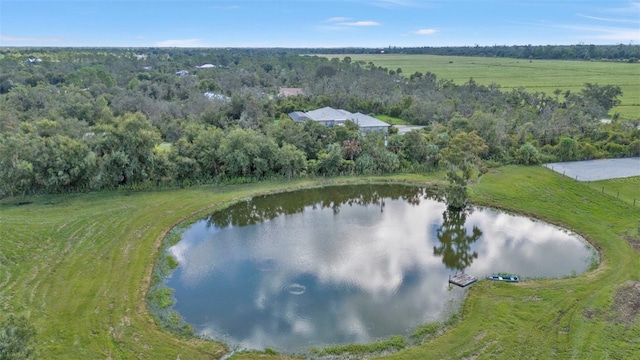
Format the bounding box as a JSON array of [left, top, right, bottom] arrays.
[[289, 106, 390, 133]]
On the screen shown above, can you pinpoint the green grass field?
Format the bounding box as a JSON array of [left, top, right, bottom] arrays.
[[1, 169, 639, 359], [325, 54, 640, 120]]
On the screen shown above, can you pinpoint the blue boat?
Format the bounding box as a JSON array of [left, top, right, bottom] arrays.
[[487, 274, 519, 282]]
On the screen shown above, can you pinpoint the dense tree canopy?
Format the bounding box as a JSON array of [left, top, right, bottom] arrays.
[[0, 47, 637, 197]]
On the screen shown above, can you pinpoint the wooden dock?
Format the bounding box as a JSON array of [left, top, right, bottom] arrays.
[[449, 273, 478, 287]]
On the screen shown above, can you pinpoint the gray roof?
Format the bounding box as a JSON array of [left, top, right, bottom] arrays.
[[288, 111, 310, 122], [305, 107, 351, 121], [349, 112, 390, 128], [289, 106, 389, 128]]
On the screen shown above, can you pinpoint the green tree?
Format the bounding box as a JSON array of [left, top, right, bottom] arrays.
[[316, 143, 343, 176], [92, 112, 161, 187], [402, 130, 431, 165], [355, 153, 377, 175], [580, 83, 622, 112], [301, 121, 336, 160], [556, 136, 578, 161], [191, 126, 224, 179], [440, 131, 488, 210], [217, 128, 258, 177], [275, 143, 307, 179], [65, 65, 116, 88], [0, 133, 37, 197], [516, 143, 541, 165]]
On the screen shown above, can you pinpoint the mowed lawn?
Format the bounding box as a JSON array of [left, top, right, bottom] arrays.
[[1, 168, 639, 359], [322, 54, 640, 120]]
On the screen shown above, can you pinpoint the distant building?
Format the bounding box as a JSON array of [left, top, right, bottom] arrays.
[[136, 54, 147, 60], [204, 92, 231, 102], [393, 125, 427, 135], [196, 64, 216, 69], [175, 70, 189, 76], [289, 106, 390, 133], [278, 87, 305, 97]]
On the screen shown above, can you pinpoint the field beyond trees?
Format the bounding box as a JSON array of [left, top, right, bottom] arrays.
[[322, 54, 640, 120], [1, 167, 639, 359]]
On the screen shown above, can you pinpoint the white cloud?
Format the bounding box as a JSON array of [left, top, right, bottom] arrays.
[[577, 13, 637, 23], [326, 17, 351, 23], [0, 35, 61, 43], [604, 1, 640, 15], [319, 18, 381, 31], [336, 20, 381, 27], [413, 28, 438, 35], [155, 38, 203, 47]]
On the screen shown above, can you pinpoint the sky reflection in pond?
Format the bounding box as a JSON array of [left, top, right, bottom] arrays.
[[166, 185, 596, 353]]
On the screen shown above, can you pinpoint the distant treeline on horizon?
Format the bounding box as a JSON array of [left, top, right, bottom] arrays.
[[310, 44, 639, 62], [2, 44, 639, 62]]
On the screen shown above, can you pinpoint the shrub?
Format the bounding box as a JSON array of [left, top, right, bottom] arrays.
[[0, 315, 37, 360], [516, 143, 541, 165]]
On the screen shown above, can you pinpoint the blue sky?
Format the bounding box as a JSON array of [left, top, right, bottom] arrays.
[[1, 0, 638, 47]]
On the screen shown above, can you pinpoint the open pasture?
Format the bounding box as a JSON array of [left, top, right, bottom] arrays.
[[1, 168, 639, 359], [327, 54, 640, 120]]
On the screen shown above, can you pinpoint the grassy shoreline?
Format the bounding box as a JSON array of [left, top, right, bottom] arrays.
[[1, 168, 638, 359]]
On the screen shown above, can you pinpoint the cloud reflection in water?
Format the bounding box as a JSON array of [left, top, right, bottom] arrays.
[[166, 186, 595, 352]]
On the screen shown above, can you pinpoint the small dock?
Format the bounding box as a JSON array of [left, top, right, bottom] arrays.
[[449, 273, 478, 287]]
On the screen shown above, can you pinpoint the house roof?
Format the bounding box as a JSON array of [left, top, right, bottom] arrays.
[[289, 106, 390, 128], [288, 111, 310, 122], [349, 112, 390, 128], [305, 107, 351, 121], [278, 88, 304, 97]]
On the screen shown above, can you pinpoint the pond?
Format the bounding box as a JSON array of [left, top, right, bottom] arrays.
[[164, 185, 597, 353]]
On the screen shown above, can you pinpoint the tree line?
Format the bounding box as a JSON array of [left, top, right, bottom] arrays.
[[0, 48, 637, 198], [307, 44, 640, 62]]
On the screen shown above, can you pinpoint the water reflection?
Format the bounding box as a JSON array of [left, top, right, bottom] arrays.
[[205, 185, 428, 228], [166, 185, 596, 353], [434, 208, 481, 272]]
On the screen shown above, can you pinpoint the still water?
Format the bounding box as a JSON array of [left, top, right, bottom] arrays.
[[165, 185, 596, 353]]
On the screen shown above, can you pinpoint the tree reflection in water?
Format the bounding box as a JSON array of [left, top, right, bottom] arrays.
[[205, 184, 430, 229], [433, 208, 482, 273]]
